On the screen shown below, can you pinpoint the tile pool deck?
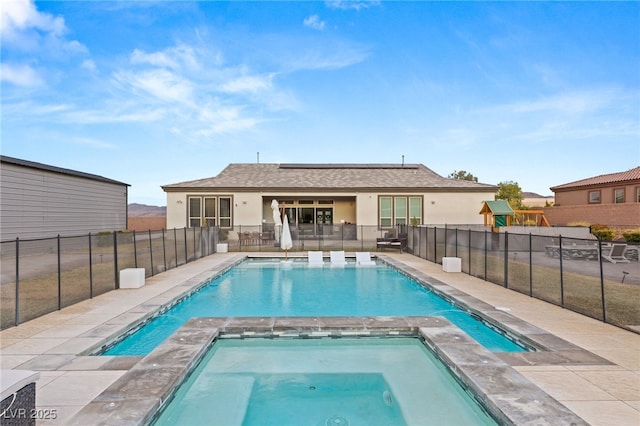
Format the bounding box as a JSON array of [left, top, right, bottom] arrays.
[[0, 252, 638, 425]]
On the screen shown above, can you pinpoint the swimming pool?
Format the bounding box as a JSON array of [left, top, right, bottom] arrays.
[[102, 258, 527, 355], [152, 337, 497, 426]]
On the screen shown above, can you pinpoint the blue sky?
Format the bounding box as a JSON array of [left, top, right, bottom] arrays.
[[2, 0, 639, 206]]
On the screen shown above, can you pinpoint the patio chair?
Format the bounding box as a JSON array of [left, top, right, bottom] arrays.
[[601, 243, 630, 264], [355, 252, 376, 266], [330, 250, 347, 267], [307, 251, 325, 267]]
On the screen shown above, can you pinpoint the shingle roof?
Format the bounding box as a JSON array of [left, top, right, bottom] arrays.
[[550, 166, 640, 191], [162, 163, 498, 192]]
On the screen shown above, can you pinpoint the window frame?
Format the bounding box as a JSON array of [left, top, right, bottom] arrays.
[[378, 195, 423, 229], [613, 188, 625, 204], [187, 195, 233, 228], [588, 190, 601, 204]]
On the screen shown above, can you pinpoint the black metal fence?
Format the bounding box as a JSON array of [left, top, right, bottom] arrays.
[[0, 227, 216, 329], [404, 226, 640, 332], [2, 224, 638, 332]]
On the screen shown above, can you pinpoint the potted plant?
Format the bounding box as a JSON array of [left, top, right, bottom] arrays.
[[216, 228, 229, 253]]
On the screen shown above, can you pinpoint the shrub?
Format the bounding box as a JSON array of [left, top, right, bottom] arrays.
[[590, 224, 616, 241], [567, 221, 590, 227], [622, 229, 640, 243]]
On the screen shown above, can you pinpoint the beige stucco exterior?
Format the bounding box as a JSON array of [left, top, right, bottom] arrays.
[[166, 189, 490, 229]]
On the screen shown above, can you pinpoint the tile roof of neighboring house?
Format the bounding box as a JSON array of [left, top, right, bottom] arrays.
[[0, 155, 130, 186], [550, 166, 640, 191], [162, 163, 498, 192]]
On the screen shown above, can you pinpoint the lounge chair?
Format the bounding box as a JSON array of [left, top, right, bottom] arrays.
[[307, 251, 324, 267], [602, 243, 630, 263], [355, 252, 376, 266], [330, 250, 347, 267]]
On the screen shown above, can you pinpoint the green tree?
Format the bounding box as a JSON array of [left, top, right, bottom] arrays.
[[496, 181, 524, 209], [448, 170, 478, 182]]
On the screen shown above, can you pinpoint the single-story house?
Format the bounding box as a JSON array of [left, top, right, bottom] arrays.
[[162, 163, 498, 238], [544, 166, 640, 227], [0, 155, 130, 240]]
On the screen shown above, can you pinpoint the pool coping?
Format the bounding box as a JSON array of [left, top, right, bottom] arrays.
[[8, 253, 620, 424], [67, 316, 588, 426], [85, 254, 612, 368]]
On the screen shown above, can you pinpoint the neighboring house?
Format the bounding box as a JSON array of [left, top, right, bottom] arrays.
[[544, 166, 640, 227], [162, 163, 498, 236], [0, 155, 129, 240]]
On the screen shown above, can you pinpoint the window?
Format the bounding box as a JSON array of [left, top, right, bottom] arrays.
[[188, 197, 201, 227], [188, 196, 232, 228], [204, 197, 216, 226], [219, 197, 232, 227], [588, 191, 601, 204], [379, 197, 393, 227], [409, 197, 422, 224], [637, 187, 640, 203], [614, 188, 625, 204], [395, 197, 407, 225], [379, 196, 423, 228]]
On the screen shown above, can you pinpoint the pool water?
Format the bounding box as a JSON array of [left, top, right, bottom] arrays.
[[152, 338, 497, 426], [103, 260, 525, 355]]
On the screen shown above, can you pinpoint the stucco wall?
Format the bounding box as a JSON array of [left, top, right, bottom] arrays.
[[555, 183, 638, 206], [423, 192, 488, 225], [166, 190, 494, 229]]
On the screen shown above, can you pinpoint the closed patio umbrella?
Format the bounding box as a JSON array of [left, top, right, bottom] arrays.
[[271, 199, 282, 243], [280, 214, 293, 260]]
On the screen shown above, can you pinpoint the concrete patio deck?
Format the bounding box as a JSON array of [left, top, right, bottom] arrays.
[[0, 252, 638, 425]]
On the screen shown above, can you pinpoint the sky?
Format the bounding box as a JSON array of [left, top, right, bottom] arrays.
[[2, 0, 639, 206]]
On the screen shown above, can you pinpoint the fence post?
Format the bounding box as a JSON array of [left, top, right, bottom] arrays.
[[455, 228, 458, 257], [133, 230, 138, 268], [184, 227, 188, 264], [162, 229, 167, 271], [149, 229, 154, 276], [468, 229, 472, 275], [444, 225, 448, 258], [113, 231, 119, 289], [484, 229, 488, 281], [89, 233, 93, 298], [559, 235, 564, 307], [529, 233, 533, 297], [57, 234, 62, 309], [598, 238, 607, 322], [191, 228, 196, 260], [433, 226, 437, 263], [15, 237, 20, 326], [173, 228, 178, 268], [504, 231, 509, 288]]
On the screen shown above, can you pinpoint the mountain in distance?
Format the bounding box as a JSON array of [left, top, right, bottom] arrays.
[[128, 203, 167, 217]]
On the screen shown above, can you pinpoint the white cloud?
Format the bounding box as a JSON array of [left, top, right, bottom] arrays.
[[70, 137, 117, 150], [81, 59, 97, 72], [0, 63, 44, 87], [501, 90, 620, 115], [219, 75, 273, 93], [325, 1, 380, 11], [0, 0, 65, 40], [130, 45, 200, 71], [304, 15, 326, 31], [113, 69, 195, 105]]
